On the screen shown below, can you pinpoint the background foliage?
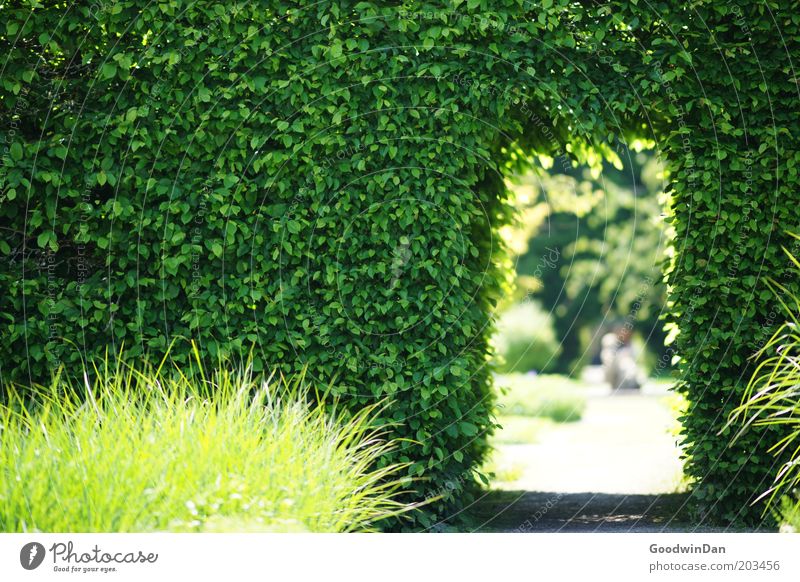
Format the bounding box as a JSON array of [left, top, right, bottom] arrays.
[[2, 0, 798, 527], [503, 152, 669, 375], [492, 300, 561, 374]]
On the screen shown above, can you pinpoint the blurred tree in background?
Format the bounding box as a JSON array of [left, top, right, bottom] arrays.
[[496, 146, 673, 376]]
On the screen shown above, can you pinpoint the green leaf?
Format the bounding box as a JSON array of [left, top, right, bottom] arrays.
[[36, 231, 52, 249], [459, 422, 478, 436], [101, 62, 117, 80]]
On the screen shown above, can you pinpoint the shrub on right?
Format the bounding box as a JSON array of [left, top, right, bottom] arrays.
[[729, 233, 800, 531]]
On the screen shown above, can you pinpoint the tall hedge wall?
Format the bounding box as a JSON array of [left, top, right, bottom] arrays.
[[1, 1, 798, 528]]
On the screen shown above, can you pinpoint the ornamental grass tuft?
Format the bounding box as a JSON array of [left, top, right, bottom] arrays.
[[0, 354, 411, 532]]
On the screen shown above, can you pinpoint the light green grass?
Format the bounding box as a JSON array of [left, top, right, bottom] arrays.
[[779, 497, 800, 532], [0, 359, 409, 533], [496, 374, 586, 422]]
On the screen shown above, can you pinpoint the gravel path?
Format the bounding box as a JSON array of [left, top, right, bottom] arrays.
[[468, 491, 738, 532]]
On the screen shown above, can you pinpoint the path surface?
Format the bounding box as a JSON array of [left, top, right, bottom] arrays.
[[493, 386, 685, 494], [469, 491, 698, 532], [468, 382, 761, 532]]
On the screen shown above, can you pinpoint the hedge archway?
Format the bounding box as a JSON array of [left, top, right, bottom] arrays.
[[2, 1, 798, 528]]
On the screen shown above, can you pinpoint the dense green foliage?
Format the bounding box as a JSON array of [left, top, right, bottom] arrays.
[[652, 6, 799, 525], [2, 1, 798, 526], [0, 361, 407, 532]]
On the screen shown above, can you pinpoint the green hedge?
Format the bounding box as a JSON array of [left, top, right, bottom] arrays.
[[2, 1, 798, 527]]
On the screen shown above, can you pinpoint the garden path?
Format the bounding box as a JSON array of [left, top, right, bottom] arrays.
[[467, 383, 765, 532]]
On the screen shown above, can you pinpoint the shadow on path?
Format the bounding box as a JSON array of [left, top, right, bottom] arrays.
[[468, 491, 759, 533]]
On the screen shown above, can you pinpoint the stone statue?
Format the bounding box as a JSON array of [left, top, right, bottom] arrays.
[[600, 325, 643, 391]]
